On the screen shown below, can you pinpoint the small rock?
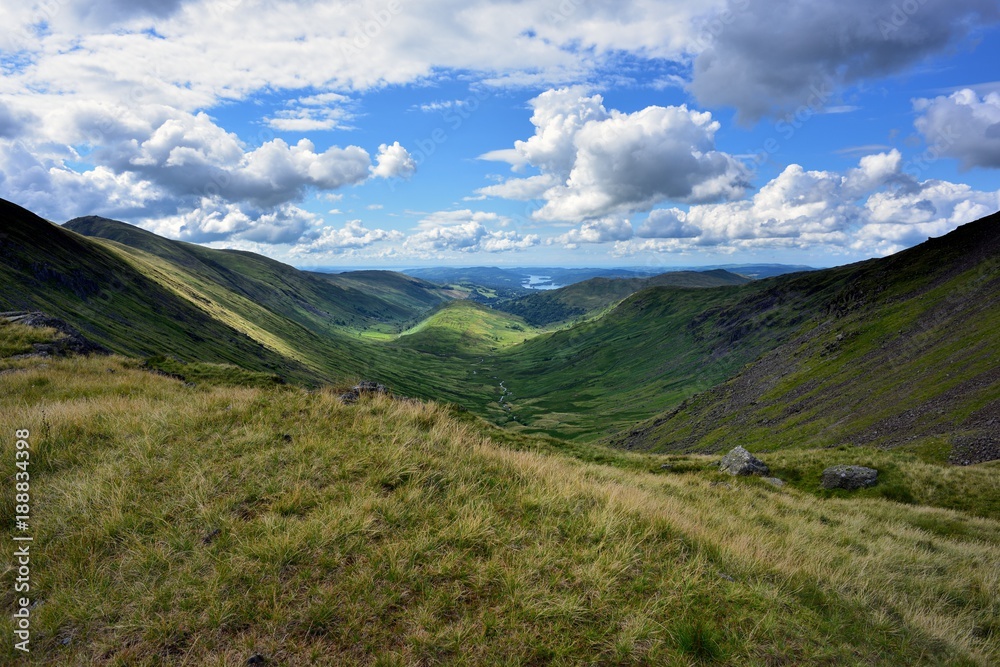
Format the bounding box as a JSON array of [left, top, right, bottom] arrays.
[[339, 390, 360, 404], [247, 655, 267, 666], [762, 476, 785, 487], [660, 463, 673, 470], [821, 465, 878, 490], [354, 380, 388, 395], [719, 446, 770, 476], [202, 528, 221, 544]]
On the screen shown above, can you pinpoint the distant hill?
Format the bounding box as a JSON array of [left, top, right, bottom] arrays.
[[403, 266, 529, 290], [402, 264, 811, 291], [495, 269, 750, 326], [401, 266, 665, 298], [699, 263, 816, 279]]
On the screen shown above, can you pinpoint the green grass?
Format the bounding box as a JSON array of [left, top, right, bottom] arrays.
[[0, 343, 997, 664], [143, 355, 286, 388]]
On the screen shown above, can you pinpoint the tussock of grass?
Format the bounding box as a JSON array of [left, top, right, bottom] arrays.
[[1, 353, 998, 664], [0, 320, 63, 357]]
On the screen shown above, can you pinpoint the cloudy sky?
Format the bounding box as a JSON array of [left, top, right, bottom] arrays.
[[1, 0, 999, 268]]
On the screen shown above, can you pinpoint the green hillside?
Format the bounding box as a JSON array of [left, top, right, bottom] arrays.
[[614, 212, 1000, 462], [491, 283, 782, 439], [473, 213, 999, 450], [1, 328, 997, 664], [497, 269, 750, 326]]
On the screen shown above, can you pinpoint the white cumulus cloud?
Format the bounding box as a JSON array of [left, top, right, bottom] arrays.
[[371, 141, 417, 180], [479, 88, 749, 223], [611, 150, 1000, 256], [553, 218, 634, 245]]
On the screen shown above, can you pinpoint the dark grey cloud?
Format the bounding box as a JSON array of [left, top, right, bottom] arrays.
[[71, 0, 189, 25], [690, 0, 1000, 122]]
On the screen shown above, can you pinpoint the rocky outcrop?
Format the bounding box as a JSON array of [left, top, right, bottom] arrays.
[[719, 446, 770, 476], [339, 380, 389, 404], [820, 465, 878, 490]]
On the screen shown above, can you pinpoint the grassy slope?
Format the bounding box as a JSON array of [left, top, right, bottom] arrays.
[[393, 300, 535, 355], [95, 237, 524, 415], [489, 282, 805, 440], [615, 212, 1000, 459], [496, 269, 750, 327], [0, 329, 997, 665]]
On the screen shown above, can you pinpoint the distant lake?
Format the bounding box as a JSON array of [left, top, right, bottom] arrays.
[[522, 275, 563, 290]]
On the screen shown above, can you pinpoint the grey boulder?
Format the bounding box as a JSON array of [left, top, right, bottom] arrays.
[[719, 446, 770, 476]]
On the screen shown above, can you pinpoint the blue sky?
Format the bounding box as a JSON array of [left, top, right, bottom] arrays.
[[1, 0, 999, 269]]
